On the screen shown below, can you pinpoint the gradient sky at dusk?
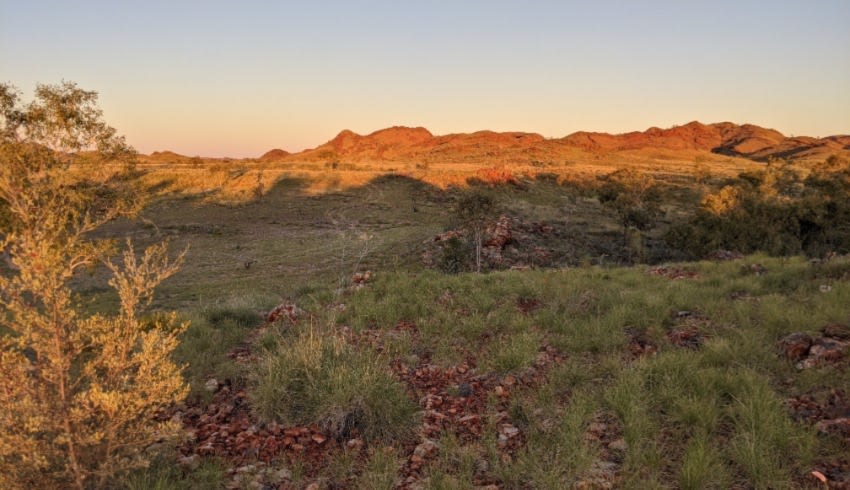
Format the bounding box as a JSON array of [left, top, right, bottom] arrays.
[[2, 1, 849, 157]]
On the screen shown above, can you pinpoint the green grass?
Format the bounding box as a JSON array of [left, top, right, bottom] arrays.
[[327, 254, 845, 487], [93, 175, 849, 489], [250, 323, 418, 442], [172, 293, 273, 397], [123, 454, 225, 490], [357, 447, 403, 490]]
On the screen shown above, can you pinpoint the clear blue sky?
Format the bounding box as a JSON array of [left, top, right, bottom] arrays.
[[2, 1, 848, 157]]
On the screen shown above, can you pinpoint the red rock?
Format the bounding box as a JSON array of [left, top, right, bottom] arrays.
[[822, 323, 850, 340], [346, 438, 363, 450], [808, 337, 848, 363], [667, 327, 704, 349], [814, 418, 850, 438], [266, 303, 303, 324], [413, 439, 439, 458], [778, 332, 813, 361]]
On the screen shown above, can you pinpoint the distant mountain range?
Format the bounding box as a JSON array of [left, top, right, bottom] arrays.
[[254, 121, 848, 164], [152, 122, 850, 164]]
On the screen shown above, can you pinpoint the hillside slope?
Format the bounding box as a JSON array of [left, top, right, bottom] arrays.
[[266, 121, 848, 164]]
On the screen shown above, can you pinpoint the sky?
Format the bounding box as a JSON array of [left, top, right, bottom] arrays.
[[1, 1, 849, 157]]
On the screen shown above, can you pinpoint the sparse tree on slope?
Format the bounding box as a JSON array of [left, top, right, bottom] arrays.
[[456, 191, 497, 273], [0, 82, 187, 489]]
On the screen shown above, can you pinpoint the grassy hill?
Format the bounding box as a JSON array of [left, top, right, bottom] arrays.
[[83, 162, 850, 489]]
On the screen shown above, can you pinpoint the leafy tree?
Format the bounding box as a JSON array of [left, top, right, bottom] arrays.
[[666, 157, 850, 258], [597, 168, 663, 261], [0, 82, 187, 489], [597, 168, 663, 236], [455, 190, 497, 273]]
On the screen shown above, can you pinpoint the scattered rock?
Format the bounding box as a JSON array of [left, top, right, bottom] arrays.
[[667, 327, 704, 349], [423, 215, 559, 270], [413, 439, 439, 459], [351, 270, 373, 289], [456, 382, 474, 398], [799, 337, 849, 369], [204, 378, 220, 393], [788, 389, 850, 440], [626, 328, 658, 358], [647, 266, 699, 280], [741, 263, 768, 276], [608, 438, 628, 452], [484, 215, 514, 249], [265, 302, 303, 324], [823, 323, 850, 340], [778, 332, 813, 362], [177, 454, 200, 470], [516, 297, 542, 314], [501, 424, 521, 440], [815, 418, 850, 438]]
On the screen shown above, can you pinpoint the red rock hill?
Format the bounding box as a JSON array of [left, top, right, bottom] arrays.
[[272, 122, 847, 164]]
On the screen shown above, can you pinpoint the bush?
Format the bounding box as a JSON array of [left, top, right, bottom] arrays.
[[0, 82, 186, 489], [438, 235, 469, 273], [666, 160, 850, 258]]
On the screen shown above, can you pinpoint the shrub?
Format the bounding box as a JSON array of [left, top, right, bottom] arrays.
[[666, 159, 850, 258], [0, 82, 187, 489]]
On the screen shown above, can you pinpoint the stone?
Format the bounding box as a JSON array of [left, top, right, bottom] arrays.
[[822, 323, 850, 340], [809, 338, 848, 364], [204, 378, 219, 392], [668, 327, 704, 349], [413, 439, 439, 458], [778, 332, 813, 361], [608, 438, 628, 452]]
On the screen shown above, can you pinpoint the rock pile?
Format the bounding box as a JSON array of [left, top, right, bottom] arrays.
[[265, 302, 304, 324], [423, 215, 561, 271], [778, 324, 850, 369]]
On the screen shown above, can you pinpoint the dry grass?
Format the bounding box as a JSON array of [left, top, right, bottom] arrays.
[[93, 149, 763, 204]]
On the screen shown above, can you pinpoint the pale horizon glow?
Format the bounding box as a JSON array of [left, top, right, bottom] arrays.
[[2, 1, 849, 158]]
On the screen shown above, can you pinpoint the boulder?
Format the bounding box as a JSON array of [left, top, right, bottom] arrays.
[[778, 332, 813, 361]]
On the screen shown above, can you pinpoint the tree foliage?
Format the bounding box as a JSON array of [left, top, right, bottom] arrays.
[[455, 191, 498, 273], [0, 82, 187, 489], [666, 158, 850, 258], [597, 168, 663, 234]]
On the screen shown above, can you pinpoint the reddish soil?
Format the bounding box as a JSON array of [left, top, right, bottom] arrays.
[[173, 312, 569, 489]]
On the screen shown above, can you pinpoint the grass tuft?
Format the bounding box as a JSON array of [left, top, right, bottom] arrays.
[[250, 325, 418, 442]]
